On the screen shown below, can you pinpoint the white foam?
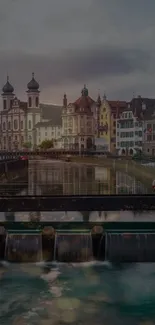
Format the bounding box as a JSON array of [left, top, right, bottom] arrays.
[[41, 269, 61, 282]]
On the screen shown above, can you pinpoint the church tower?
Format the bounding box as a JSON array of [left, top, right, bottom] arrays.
[[27, 72, 40, 108], [2, 76, 15, 110]]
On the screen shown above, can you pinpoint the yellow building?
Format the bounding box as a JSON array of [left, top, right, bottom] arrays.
[[99, 95, 127, 153]]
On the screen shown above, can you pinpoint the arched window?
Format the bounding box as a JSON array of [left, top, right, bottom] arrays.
[[28, 120, 31, 129], [35, 97, 39, 107], [28, 97, 32, 107], [8, 121, 11, 129], [20, 121, 23, 129], [14, 119, 18, 130], [3, 100, 6, 110], [3, 122, 5, 130]]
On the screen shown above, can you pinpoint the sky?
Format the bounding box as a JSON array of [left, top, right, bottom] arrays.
[[0, 0, 155, 104]]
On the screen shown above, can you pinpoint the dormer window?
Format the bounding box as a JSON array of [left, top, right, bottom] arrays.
[[142, 103, 146, 111]]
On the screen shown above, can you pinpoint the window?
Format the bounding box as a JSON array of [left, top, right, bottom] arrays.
[[28, 120, 31, 129], [8, 121, 11, 129], [21, 136, 24, 143], [14, 120, 18, 129], [21, 121, 23, 129], [117, 132, 119, 136], [147, 135, 152, 141], [36, 97, 39, 107], [8, 136, 11, 142], [45, 132, 47, 136], [29, 135, 32, 141], [101, 115, 103, 119], [15, 135, 17, 141], [117, 142, 119, 147], [113, 121, 116, 127], [3, 100, 6, 110], [28, 97, 32, 107], [147, 123, 151, 130], [3, 122, 6, 130]]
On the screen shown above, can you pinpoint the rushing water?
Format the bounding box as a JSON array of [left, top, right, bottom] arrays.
[[1, 262, 155, 325], [54, 233, 93, 262], [5, 234, 43, 263]]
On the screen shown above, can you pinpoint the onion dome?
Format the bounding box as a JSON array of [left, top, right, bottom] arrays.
[[81, 84, 88, 96], [2, 76, 14, 94], [27, 72, 39, 92]]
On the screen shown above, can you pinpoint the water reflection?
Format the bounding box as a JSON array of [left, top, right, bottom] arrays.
[[28, 161, 148, 196], [0, 161, 152, 222]]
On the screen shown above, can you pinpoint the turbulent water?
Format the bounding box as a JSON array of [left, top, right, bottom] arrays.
[[1, 262, 155, 325]]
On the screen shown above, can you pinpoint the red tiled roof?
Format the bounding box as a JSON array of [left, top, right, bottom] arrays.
[[108, 100, 127, 118], [74, 95, 95, 108]]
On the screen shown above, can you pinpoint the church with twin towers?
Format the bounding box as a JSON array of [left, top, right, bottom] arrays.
[[0, 73, 63, 150]]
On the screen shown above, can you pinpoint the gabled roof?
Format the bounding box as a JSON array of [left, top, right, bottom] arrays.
[[107, 100, 127, 118], [40, 104, 62, 125]]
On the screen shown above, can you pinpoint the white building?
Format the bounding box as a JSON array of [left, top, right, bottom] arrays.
[[62, 86, 96, 150], [35, 122, 62, 148], [0, 74, 62, 150], [116, 102, 143, 156]]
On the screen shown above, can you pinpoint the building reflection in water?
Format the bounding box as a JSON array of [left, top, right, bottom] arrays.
[[28, 161, 117, 195], [2, 161, 149, 222]]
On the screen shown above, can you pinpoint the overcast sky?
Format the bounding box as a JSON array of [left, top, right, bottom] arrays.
[[0, 0, 155, 104]]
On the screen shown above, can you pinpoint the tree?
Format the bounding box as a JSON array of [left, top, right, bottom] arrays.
[[39, 139, 53, 150], [22, 142, 32, 149]]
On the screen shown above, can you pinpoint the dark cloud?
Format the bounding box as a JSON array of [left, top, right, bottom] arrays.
[[0, 47, 151, 94], [0, 0, 155, 102]]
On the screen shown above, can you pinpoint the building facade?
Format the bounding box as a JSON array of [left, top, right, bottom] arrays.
[[62, 85, 95, 150], [35, 122, 62, 148], [0, 74, 62, 150], [116, 97, 155, 156], [116, 106, 143, 156], [99, 95, 126, 153], [142, 108, 155, 156]]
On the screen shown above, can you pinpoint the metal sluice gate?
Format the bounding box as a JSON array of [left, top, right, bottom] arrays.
[[0, 194, 155, 263]]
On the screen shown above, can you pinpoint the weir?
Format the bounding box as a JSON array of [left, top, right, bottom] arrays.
[[5, 231, 42, 263], [1, 221, 155, 263], [54, 231, 93, 262], [0, 195, 155, 263]]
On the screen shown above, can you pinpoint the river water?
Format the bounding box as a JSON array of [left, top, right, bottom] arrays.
[[1, 160, 155, 324]]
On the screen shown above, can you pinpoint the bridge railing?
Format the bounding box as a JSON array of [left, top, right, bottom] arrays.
[[0, 195, 154, 212]]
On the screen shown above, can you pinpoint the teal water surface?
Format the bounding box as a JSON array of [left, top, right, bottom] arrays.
[[1, 262, 155, 325]]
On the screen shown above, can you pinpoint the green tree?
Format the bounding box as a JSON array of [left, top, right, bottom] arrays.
[[22, 142, 32, 149], [39, 139, 53, 150]]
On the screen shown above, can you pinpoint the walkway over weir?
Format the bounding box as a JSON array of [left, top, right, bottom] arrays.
[[0, 194, 154, 211]]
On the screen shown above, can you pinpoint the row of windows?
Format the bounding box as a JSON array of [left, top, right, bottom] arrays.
[[2, 120, 32, 130], [118, 131, 142, 138], [3, 97, 39, 109], [118, 121, 142, 128], [117, 141, 142, 147], [28, 97, 39, 107], [121, 112, 132, 119], [3, 135, 25, 143]]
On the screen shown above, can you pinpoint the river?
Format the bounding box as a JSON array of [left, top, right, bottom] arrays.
[[1, 160, 155, 325]]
